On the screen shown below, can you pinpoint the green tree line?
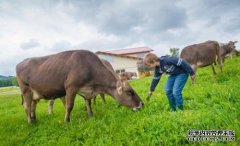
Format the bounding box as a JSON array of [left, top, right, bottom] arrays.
[[0, 77, 18, 87]]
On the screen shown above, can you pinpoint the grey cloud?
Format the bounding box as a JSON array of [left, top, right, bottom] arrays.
[[2, 0, 239, 36], [0, 0, 57, 18], [142, 5, 186, 33], [180, 0, 240, 32], [222, 17, 240, 32], [63, 0, 187, 36], [20, 39, 40, 49], [1, 0, 240, 76], [100, 2, 186, 35], [79, 37, 133, 52]]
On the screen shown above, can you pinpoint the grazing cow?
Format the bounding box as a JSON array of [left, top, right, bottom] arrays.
[[16, 50, 143, 123], [180, 40, 235, 75], [219, 41, 238, 63], [48, 59, 113, 114]]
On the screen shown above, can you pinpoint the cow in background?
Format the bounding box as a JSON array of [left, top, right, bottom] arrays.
[[180, 40, 237, 75], [219, 41, 238, 62], [180, 40, 221, 75]]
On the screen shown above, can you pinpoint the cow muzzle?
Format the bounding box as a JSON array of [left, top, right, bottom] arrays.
[[132, 101, 144, 111]]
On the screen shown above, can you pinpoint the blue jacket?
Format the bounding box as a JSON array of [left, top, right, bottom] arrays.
[[150, 56, 194, 92]]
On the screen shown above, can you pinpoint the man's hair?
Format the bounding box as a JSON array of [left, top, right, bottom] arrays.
[[143, 53, 158, 65]]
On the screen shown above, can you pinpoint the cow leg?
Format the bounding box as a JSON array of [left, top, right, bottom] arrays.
[[22, 90, 33, 123], [31, 100, 38, 121], [216, 60, 223, 73], [48, 100, 54, 114], [100, 93, 106, 104], [93, 96, 97, 105], [217, 52, 223, 73], [191, 64, 197, 74], [61, 97, 66, 108], [18, 81, 34, 123], [64, 90, 77, 122], [190, 64, 197, 84], [211, 64, 216, 75], [219, 59, 223, 73], [85, 99, 93, 117]]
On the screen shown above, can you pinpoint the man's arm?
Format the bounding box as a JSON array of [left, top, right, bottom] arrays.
[[150, 66, 162, 92]]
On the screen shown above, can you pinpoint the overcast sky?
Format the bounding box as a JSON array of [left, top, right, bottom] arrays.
[[0, 0, 240, 76]]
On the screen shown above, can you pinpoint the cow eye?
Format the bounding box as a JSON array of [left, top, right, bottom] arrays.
[[127, 90, 133, 96]]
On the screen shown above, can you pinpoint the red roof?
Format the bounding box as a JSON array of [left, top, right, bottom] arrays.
[[98, 47, 153, 55], [96, 52, 142, 60]]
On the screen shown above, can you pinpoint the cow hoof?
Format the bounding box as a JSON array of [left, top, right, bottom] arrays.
[[48, 110, 53, 115], [64, 118, 70, 122], [87, 114, 93, 118], [28, 118, 36, 124]]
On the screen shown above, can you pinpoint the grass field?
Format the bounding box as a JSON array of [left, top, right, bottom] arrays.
[[0, 57, 239, 146]]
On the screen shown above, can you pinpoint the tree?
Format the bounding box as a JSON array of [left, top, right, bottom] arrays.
[[137, 61, 151, 73], [169, 48, 180, 57], [0, 80, 12, 87], [12, 77, 19, 86]]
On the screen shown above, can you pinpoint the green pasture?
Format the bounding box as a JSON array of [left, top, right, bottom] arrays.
[[0, 57, 239, 146]]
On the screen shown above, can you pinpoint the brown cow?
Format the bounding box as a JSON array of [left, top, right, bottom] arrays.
[[219, 41, 238, 63], [48, 59, 113, 114], [180, 40, 237, 75], [16, 50, 143, 123]]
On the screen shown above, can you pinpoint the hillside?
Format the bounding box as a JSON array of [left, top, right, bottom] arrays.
[[0, 57, 239, 145], [0, 75, 14, 80]]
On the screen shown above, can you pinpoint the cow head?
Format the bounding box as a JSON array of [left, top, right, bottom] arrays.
[[227, 41, 238, 49], [115, 77, 143, 111], [221, 41, 238, 54]]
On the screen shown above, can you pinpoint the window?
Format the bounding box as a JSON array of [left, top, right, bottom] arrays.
[[116, 69, 125, 74]]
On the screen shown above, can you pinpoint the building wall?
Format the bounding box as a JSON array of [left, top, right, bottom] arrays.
[[98, 54, 141, 77]]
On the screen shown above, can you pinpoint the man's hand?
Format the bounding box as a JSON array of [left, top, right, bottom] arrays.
[[146, 91, 153, 101], [191, 75, 195, 84]]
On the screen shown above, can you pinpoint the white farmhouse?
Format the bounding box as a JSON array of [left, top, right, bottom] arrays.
[[96, 47, 153, 78]]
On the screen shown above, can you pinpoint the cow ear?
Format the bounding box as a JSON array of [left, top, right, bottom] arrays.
[[234, 41, 238, 44], [117, 86, 123, 95]]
